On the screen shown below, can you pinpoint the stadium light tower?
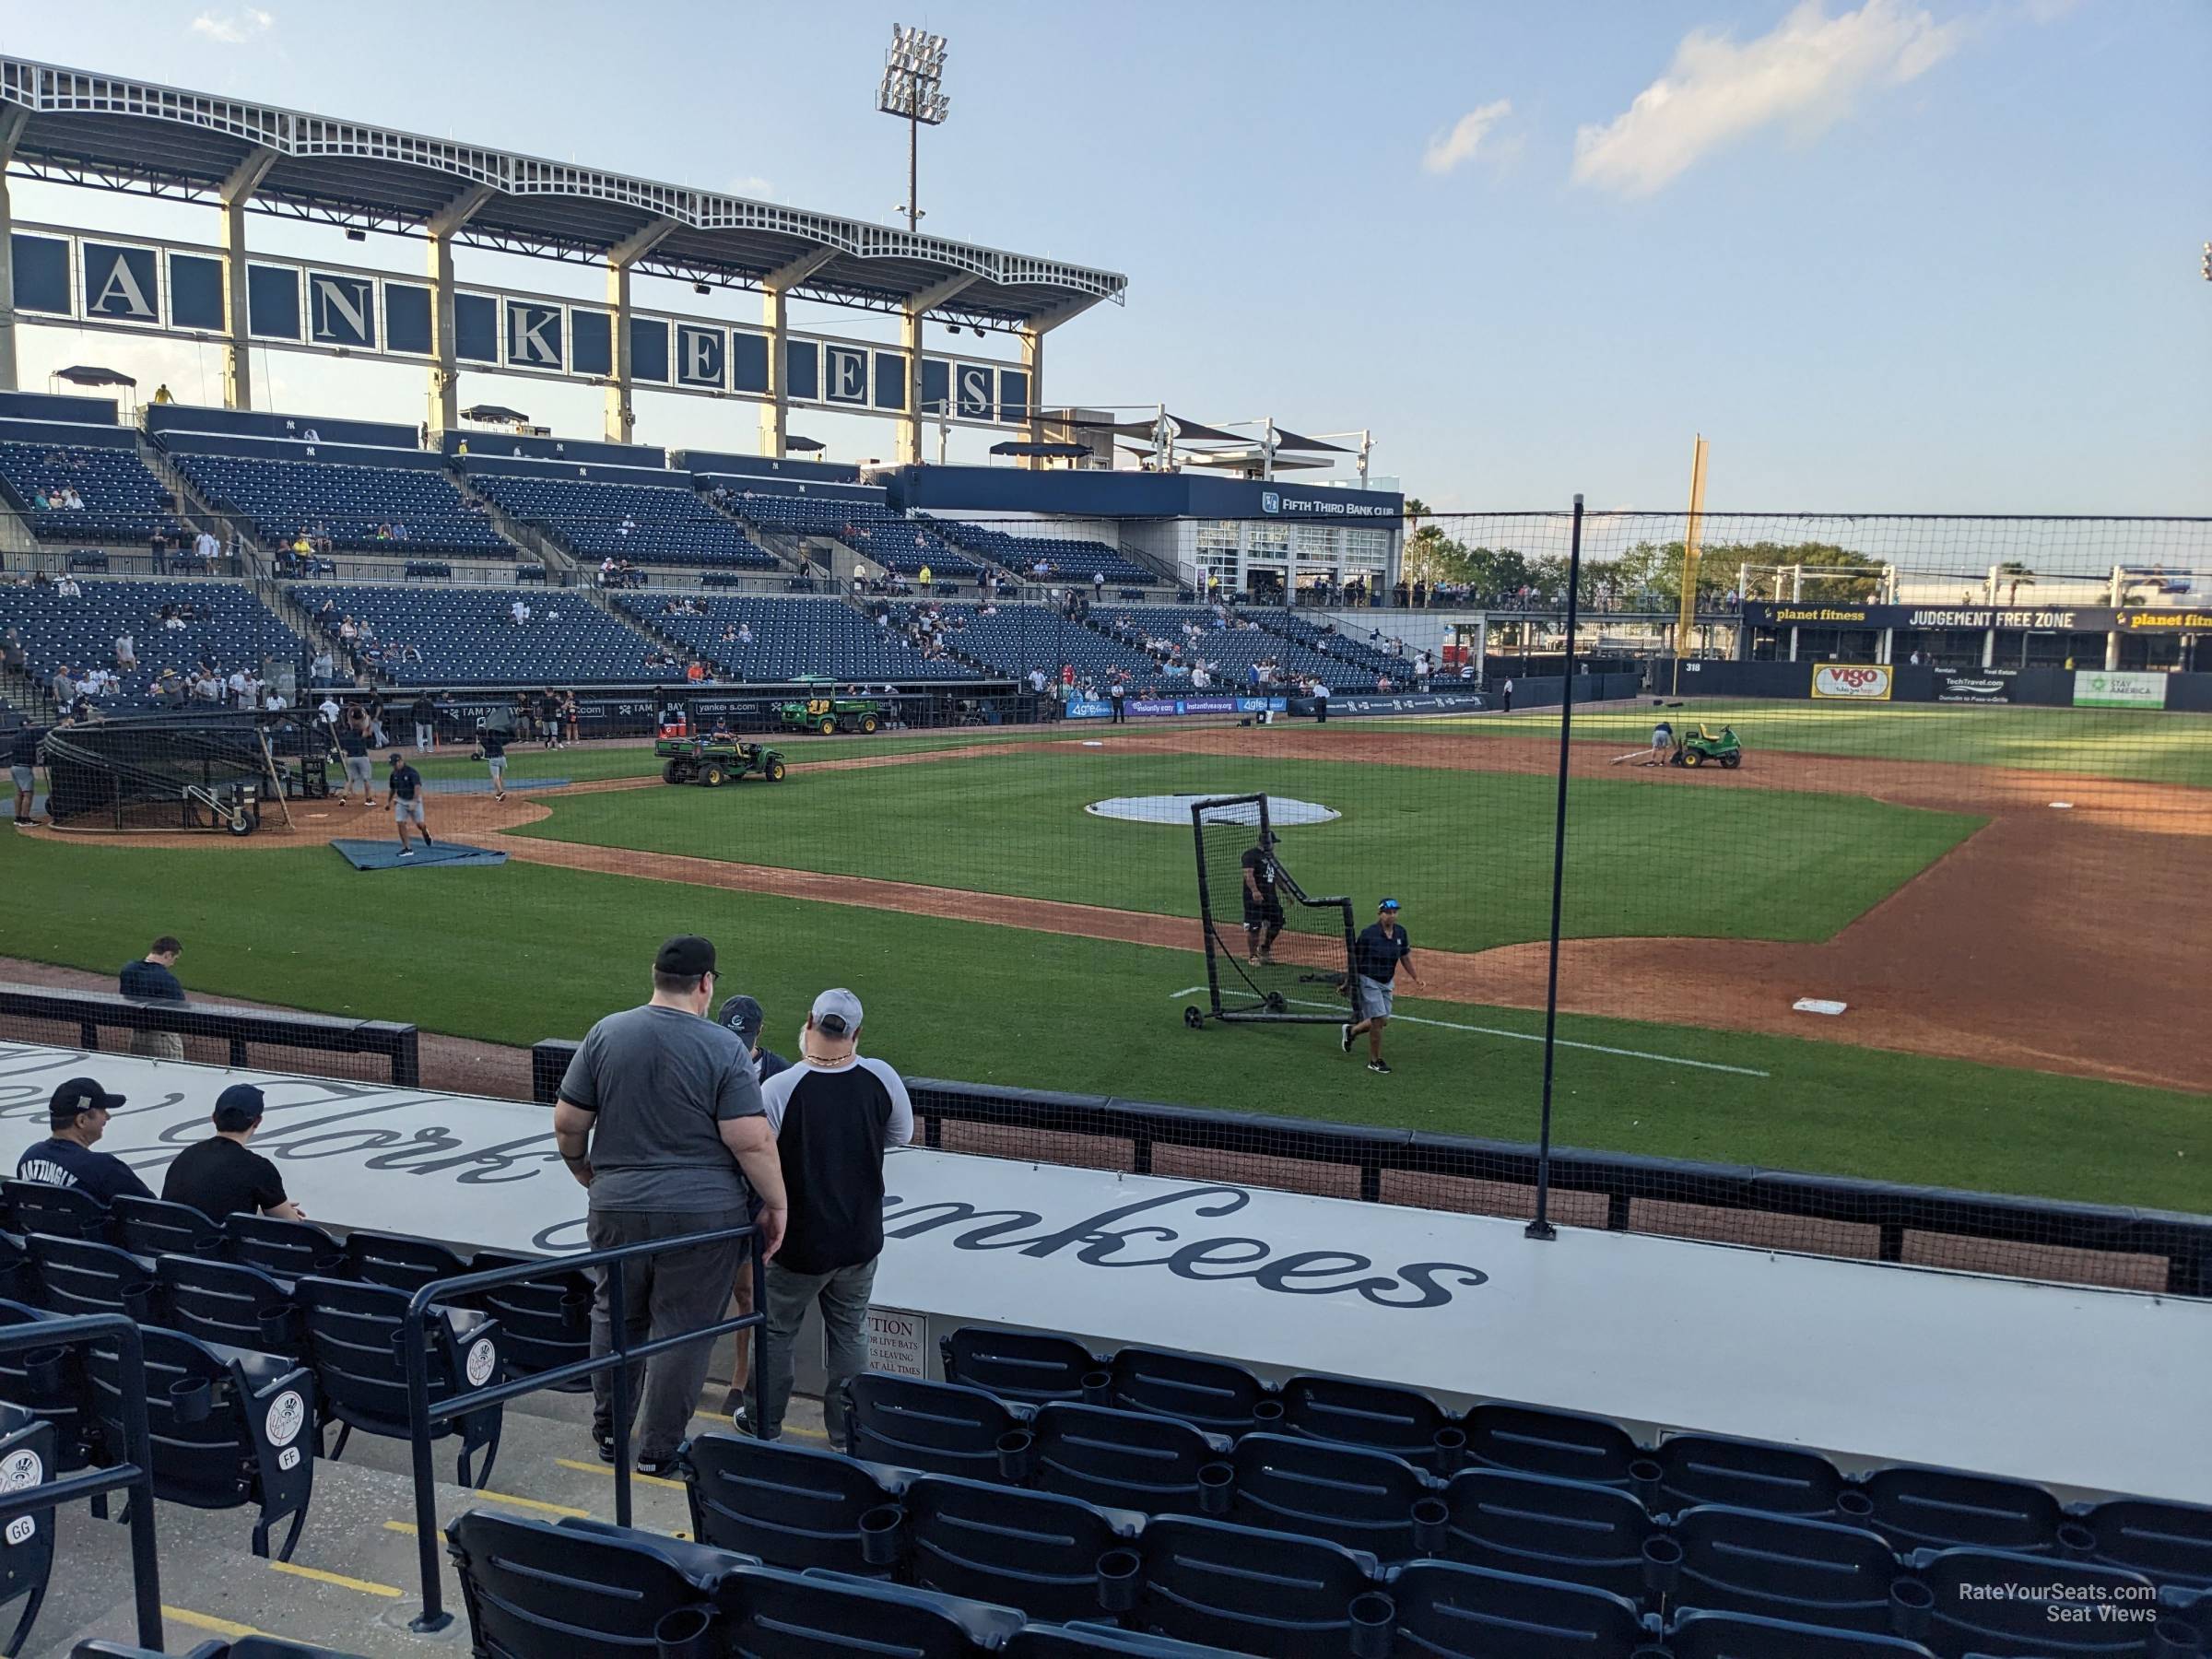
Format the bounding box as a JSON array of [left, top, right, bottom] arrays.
[[877, 24, 949, 233]]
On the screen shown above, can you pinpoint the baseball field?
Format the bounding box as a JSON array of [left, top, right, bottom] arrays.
[[6, 698, 2206, 1209]]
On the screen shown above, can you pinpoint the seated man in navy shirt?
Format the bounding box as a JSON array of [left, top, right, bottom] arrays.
[[17, 1077, 153, 1202]]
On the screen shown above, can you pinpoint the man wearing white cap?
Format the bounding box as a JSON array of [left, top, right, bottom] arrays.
[[746, 988, 913, 1443]]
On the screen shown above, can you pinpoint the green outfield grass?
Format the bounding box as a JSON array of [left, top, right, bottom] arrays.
[[508, 749, 1982, 954], [1394, 699, 2212, 787], [413, 722, 1086, 785], [2, 837, 2202, 1208]]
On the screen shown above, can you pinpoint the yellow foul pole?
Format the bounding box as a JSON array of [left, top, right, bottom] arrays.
[[1671, 434, 1710, 696]]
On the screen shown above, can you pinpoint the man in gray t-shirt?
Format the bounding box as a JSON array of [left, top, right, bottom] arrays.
[[555, 935, 788, 1470]]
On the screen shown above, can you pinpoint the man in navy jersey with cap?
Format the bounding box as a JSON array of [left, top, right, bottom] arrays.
[[1342, 898, 1418, 1075], [17, 1077, 152, 1201]]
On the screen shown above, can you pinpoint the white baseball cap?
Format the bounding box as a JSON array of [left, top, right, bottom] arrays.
[[811, 988, 864, 1036]]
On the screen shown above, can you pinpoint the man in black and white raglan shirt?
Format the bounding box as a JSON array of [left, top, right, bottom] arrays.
[[746, 988, 912, 1443]]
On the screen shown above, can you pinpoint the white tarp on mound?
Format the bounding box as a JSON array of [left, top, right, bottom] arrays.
[[1086, 794, 1340, 827], [1, 1040, 2206, 1501]]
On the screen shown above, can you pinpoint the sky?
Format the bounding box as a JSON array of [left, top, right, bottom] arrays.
[[2, 0, 2207, 515]]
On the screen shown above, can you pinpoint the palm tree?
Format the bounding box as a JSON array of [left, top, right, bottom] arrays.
[[1996, 560, 2035, 606]]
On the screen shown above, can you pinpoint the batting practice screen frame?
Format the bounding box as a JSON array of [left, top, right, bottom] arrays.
[[1189, 793, 1357, 1025]]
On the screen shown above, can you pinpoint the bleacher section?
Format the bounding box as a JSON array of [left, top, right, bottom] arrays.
[[172, 454, 511, 559], [1099, 605, 1416, 688], [618, 594, 980, 683], [0, 442, 193, 547], [924, 516, 1159, 588], [731, 493, 983, 579], [0, 579, 299, 708], [467, 470, 780, 569], [1260, 609, 1423, 680], [912, 603, 1165, 688], [296, 583, 679, 686]]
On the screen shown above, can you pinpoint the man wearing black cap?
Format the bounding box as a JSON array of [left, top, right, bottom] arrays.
[[387, 752, 431, 857], [747, 988, 913, 1443], [714, 994, 791, 1418], [16, 1078, 152, 1201], [160, 1084, 305, 1221], [554, 935, 789, 1474]]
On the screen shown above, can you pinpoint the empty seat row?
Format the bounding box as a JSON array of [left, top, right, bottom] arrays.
[[467, 471, 780, 568], [921, 518, 1159, 588], [450, 1500, 2212, 1658], [730, 492, 981, 577], [171, 453, 512, 558]]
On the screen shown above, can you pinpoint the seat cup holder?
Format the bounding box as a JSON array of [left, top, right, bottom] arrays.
[[22, 1347, 65, 1394], [1096, 1547, 1140, 1612], [1888, 1576, 1934, 1641], [2152, 1618, 2206, 1657], [120, 1281, 153, 1322], [190, 1234, 226, 1257], [1410, 1497, 1449, 1556], [258, 1304, 304, 1348], [858, 1503, 905, 1568], [995, 1429, 1035, 1483], [168, 1376, 214, 1425], [1431, 1427, 1466, 1475], [1835, 1488, 1876, 1522], [1347, 1591, 1395, 1658], [1629, 1458, 1665, 1507], [1640, 1533, 1683, 1597], [653, 1604, 715, 1659], [2055, 1521, 2098, 1559], [1080, 1370, 1112, 1407], [559, 1288, 594, 1335], [312, 1252, 348, 1277], [1196, 1461, 1233, 1516], [1252, 1397, 1286, 1428]]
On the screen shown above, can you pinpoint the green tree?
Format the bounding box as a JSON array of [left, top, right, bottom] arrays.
[[1996, 560, 2035, 606]]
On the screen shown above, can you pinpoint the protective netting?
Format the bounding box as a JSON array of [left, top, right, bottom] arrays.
[[1189, 794, 1355, 1026]]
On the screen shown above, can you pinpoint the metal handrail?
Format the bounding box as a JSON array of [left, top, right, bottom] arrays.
[[396, 1223, 766, 1631], [0, 1313, 163, 1651]]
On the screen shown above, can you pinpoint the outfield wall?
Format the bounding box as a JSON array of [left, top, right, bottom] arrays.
[[1658, 660, 2212, 710]]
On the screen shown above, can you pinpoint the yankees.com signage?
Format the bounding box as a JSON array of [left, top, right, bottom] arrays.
[[9, 223, 1030, 429], [1810, 664, 1891, 700]]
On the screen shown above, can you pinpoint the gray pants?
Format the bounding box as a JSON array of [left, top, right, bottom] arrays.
[[747, 1255, 878, 1445], [587, 1206, 748, 1460]]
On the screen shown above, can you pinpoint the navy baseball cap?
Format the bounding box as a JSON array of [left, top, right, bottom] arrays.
[[49, 1077, 124, 1123], [718, 994, 766, 1049], [1378, 898, 1401, 912], [214, 1084, 266, 1133]]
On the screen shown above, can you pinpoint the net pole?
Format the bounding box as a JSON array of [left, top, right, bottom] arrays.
[[1527, 494, 1584, 1242]]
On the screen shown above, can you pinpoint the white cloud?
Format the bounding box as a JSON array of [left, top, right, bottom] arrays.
[[727, 175, 777, 200], [1421, 100, 1515, 176], [189, 8, 273, 44], [1571, 0, 1959, 197]]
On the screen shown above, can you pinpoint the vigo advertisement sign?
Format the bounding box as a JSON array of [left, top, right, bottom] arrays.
[[1810, 665, 1892, 700]]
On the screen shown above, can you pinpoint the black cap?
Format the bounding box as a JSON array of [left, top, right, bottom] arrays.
[[655, 935, 716, 977], [718, 994, 765, 1049], [213, 1083, 266, 1133], [387, 751, 404, 764], [49, 1077, 124, 1124]]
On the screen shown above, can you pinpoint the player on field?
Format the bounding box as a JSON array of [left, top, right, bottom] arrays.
[[474, 723, 509, 802], [1343, 898, 1418, 1074], [387, 751, 433, 857], [1241, 831, 1287, 964]]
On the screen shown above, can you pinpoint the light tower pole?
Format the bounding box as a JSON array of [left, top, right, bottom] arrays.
[[878, 26, 949, 233]]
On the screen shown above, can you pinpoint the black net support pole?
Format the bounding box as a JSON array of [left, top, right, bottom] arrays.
[[1528, 494, 1585, 1242]]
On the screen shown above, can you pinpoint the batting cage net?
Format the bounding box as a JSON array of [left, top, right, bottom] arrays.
[[1189, 794, 1355, 1026], [40, 711, 324, 835]]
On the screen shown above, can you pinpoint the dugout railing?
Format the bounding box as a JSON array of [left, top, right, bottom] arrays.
[[0, 982, 420, 1086], [526, 1041, 2211, 1298]]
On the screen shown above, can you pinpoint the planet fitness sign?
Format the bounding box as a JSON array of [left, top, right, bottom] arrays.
[[1810, 665, 1892, 700]]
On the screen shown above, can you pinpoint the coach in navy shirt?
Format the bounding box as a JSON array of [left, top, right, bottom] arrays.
[[120, 936, 187, 1060], [17, 1077, 152, 1202]]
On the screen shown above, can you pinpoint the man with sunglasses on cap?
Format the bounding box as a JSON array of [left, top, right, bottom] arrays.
[[1343, 898, 1418, 1075], [161, 1084, 305, 1222], [555, 935, 789, 1476], [17, 1077, 153, 1201], [747, 988, 913, 1443]]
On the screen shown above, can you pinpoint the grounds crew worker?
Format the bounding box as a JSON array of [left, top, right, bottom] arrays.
[[1342, 899, 1418, 1076], [556, 935, 787, 1475], [746, 989, 912, 1443], [18, 1077, 152, 1201]]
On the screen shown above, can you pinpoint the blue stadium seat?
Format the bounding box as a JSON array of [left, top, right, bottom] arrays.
[[1847, 1465, 2066, 1556], [1907, 1547, 2167, 1656], [153, 1256, 304, 1359], [681, 1431, 905, 1575], [85, 1324, 316, 1562], [841, 1373, 1029, 1482], [938, 1326, 1101, 1407], [171, 453, 511, 559], [1463, 1400, 1647, 1487], [340, 1230, 469, 1296], [894, 1472, 1144, 1625], [702, 1559, 1026, 1657], [445, 1509, 744, 1657], [0, 580, 302, 713], [459, 1252, 594, 1396], [295, 1276, 501, 1488], [1276, 1373, 1465, 1473], [1384, 1559, 1656, 1659], [618, 593, 979, 683], [0, 441, 190, 545], [1126, 1513, 1382, 1656], [224, 1215, 347, 1281], [1226, 1433, 1443, 1560], [295, 583, 675, 687], [916, 517, 1159, 588], [107, 1195, 226, 1260], [1101, 1346, 1275, 1437], [0, 1300, 99, 1472], [730, 492, 974, 578], [1, 1182, 106, 1243], [1094, 605, 1409, 691], [465, 470, 778, 569], [1436, 1468, 1661, 1602], [1000, 1623, 1244, 1658], [1018, 1401, 1235, 1517], [21, 1234, 153, 1323], [0, 1402, 56, 1655], [1663, 1608, 1942, 1658], [1656, 1505, 1906, 1635], [1650, 1433, 1848, 1519], [2071, 1497, 2212, 1591]]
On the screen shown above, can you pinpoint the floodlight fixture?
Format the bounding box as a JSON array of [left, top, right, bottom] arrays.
[[877, 24, 949, 233]]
